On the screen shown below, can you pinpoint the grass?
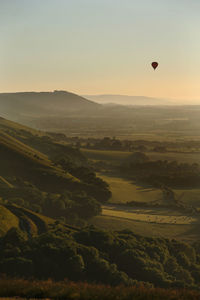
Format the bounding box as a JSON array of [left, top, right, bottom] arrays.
[[0, 130, 79, 184], [0, 277, 199, 299], [99, 173, 200, 207], [101, 205, 198, 225], [0, 116, 44, 137], [0, 203, 75, 237], [98, 173, 162, 204], [81, 148, 130, 162], [90, 215, 199, 242], [0, 205, 19, 236]]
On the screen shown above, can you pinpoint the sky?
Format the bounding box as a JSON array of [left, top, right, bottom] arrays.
[[0, 0, 200, 101]]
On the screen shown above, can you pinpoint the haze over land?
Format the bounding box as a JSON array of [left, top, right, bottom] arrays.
[[1, 0, 200, 298], [83, 94, 198, 106]]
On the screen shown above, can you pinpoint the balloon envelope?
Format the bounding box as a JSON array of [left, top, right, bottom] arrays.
[[151, 62, 158, 70]]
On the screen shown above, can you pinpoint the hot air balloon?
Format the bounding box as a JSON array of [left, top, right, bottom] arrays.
[[151, 62, 158, 70]]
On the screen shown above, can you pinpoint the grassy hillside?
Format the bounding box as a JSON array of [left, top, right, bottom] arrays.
[[0, 202, 77, 238], [0, 116, 43, 136], [0, 129, 79, 193], [0, 205, 19, 236], [0, 117, 111, 228]]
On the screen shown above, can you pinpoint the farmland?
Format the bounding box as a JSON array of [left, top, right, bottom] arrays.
[[83, 147, 200, 242], [98, 174, 162, 204], [82, 148, 200, 165]]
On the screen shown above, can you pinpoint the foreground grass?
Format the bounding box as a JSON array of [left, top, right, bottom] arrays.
[[0, 278, 200, 300]]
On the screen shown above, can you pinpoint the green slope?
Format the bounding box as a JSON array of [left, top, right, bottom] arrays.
[[0, 203, 76, 237], [0, 205, 20, 236], [0, 126, 80, 193], [0, 116, 43, 136]]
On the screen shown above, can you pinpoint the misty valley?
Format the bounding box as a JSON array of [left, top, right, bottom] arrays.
[[0, 91, 200, 299]]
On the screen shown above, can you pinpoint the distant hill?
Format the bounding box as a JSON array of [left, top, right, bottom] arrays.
[[83, 94, 175, 105], [0, 90, 99, 122]]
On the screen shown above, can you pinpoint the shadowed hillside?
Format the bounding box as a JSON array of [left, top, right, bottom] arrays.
[[0, 129, 79, 193], [0, 90, 99, 122]]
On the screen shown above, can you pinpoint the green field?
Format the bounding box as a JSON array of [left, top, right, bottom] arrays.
[[0, 205, 19, 236], [99, 173, 200, 208], [98, 173, 162, 204], [81, 148, 130, 162], [92, 172, 200, 242]]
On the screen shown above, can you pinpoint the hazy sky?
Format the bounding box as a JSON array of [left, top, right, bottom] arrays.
[[0, 0, 200, 100]]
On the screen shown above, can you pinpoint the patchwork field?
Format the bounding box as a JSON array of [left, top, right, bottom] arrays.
[[90, 172, 200, 242], [99, 173, 200, 208]]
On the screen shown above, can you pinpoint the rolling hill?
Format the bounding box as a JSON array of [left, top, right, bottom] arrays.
[[0, 90, 99, 123]]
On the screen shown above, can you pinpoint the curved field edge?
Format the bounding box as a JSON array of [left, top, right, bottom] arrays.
[[0, 205, 20, 236], [0, 278, 199, 300], [0, 204, 56, 237]]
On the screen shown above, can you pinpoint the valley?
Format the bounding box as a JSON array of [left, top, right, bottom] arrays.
[[1, 94, 200, 290]]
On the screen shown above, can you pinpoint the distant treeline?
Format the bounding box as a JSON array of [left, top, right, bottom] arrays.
[[48, 133, 200, 152], [120, 152, 200, 188]]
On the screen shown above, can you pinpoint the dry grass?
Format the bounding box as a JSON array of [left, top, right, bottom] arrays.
[[0, 277, 199, 300]]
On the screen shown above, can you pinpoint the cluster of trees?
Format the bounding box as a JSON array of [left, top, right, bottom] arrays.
[[0, 133, 111, 225], [62, 135, 200, 153], [121, 152, 200, 188], [55, 156, 111, 203], [19, 134, 111, 202], [0, 226, 200, 289], [0, 184, 102, 226]]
